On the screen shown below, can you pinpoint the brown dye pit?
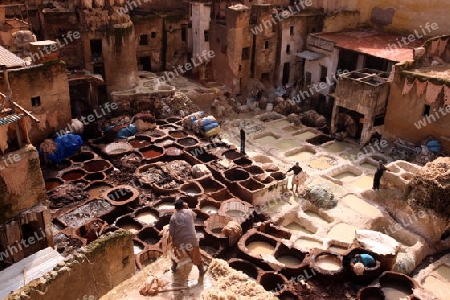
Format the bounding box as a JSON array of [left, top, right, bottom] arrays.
[[199, 178, 224, 193], [358, 287, 385, 300], [86, 183, 112, 199], [169, 131, 188, 138], [178, 137, 198, 146], [138, 227, 160, 245], [181, 183, 201, 196], [259, 272, 286, 292], [45, 179, 63, 191], [62, 169, 86, 181], [117, 218, 142, 235], [229, 260, 258, 279], [107, 188, 133, 202], [84, 160, 111, 173], [141, 149, 163, 159], [224, 168, 250, 181], [84, 172, 106, 181], [306, 134, 334, 145], [240, 178, 265, 191], [70, 151, 95, 162], [129, 139, 151, 148], [223, 150, 242, 160]]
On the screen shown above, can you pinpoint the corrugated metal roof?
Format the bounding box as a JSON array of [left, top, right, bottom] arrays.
[[0, 114, 24, 126], [0, 46, 26, 68], [295, 50, 325, 61]]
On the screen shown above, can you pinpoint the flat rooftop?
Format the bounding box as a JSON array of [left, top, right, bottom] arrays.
[[312, 28, 426, 62], [402, 63, 450, 82]]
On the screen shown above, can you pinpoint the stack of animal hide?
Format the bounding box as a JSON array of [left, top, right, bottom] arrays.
[[222, 221, 242, 246]]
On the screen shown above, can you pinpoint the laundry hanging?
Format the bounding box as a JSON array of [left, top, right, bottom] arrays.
[[444, 85, 450, 106], [425, 82, 443, 104], [402, 77, 414, 95], [415, 79, 428, 97]]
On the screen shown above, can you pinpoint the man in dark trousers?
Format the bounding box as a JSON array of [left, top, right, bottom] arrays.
[[240, 127, 246, 154], [169, 199, 205, 277], [372, 161, 390, 190], [286, 162, 306, 193]]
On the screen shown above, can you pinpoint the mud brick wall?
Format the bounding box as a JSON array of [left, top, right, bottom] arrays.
[[7, 231, 135, 300]]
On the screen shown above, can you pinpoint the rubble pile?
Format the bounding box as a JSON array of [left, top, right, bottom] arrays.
[[407, 156, 450, 217], [47, 183, 89, 208], [157, 92, 200, 118]]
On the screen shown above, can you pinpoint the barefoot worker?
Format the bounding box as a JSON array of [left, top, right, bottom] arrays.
[[169, 199, 205, 276], [286, 162, 306, 193], [372, 161, 390, 190]]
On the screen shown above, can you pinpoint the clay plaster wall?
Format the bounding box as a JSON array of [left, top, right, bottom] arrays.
[[0, 19, 29, 49], [323, 10, 360, 33], [82, 28, 138, 94], [0, 145, 46, 223], [0, 62, 71, 143], [357, 0, 449, 36], [303, 47, 339, 95], [6, 231, 136, 300], [252, 5, 277, 84], [164, 14, 189, 72], [133, 16, 163, 72], [384, 69, 450, 153], [210, 8, 252, 95], [191, 3, 211, 65]]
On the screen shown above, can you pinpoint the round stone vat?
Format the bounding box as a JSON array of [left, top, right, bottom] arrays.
[[85, 182, 113, 199], [75, 218, 108, 244], [178, 196, 199, 209], [310, 252, 344, 278], [278, 291, 298, 300], [83, 159, 112, 173], [164, 145, 184, 157], [45, 178, 64, 191], [218, 199, 253, 225], [84, 171, 106, 182], [357, 286, 385, 300], [155, 197, 176, 211], [257, 271, 288, 295], [195, 151, 218, 163], [199, 235, 222, 257], [70, 151, 95, 163], [102, 225, 120, 235], [180, 182, 203, 196], [169, 130, 188, 139], [198, 177, 225, 194], [228, 258, 260, 280], [234, 157, 252, 167], [133, 239, 145, 255], [199, 199, 220, 215], [306, 134, 334, 145], [192, 209, 209, 228], [347, 250, 382, 284], [156, 119, 168, 126], [254, 174, 274, 184], [166, 117, 181, 124], [210, 189, 233, 202], [239, 231, 278, 269], [137, 226, 161, 246], [104, 142, 133, 155], [204, 214, 233, 239], [149, 129, 167, 138], [115, 216, 143, 235], [274, 243, 306, 275], [129, 137, 151, 149], [160, 124, 180, 131], [240, 178, 265, 191], [270, 171, 286, 181], [223, 150, 242, 160], [244, 165, 265, 175], [136, 249, 163, 271], [61, 169, 86, 181], [134, 207, 159, 226], [177, 137, 199, 147], [105, 185, 139, 206], [154, 137, 175, 147], [251, 155, 272, 164], [224, 168, 250, 182], [379, 271, 416, 300], [139, 145, 164, 160]]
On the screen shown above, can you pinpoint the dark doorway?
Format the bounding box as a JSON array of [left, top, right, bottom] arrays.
[[282, 62, 290, 86], [90, 39, 102, 60], [337, 50, 358, 72], [139, 56, 151, 71], [365, 55, 389, 71]]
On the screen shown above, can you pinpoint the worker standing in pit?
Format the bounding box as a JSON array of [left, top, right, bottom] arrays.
[[286, 162, 306, 193], [372, 161, 390, 190], [169, 199, 205, 277]]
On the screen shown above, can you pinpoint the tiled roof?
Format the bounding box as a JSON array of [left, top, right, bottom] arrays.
[[0, 46, 26, 68]]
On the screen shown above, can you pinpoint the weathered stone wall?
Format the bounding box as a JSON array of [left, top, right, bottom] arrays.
[[0, 62, 71, 143], [6, 231, 135, 300], [164, 12, 189, 72], [133, 15, 164, 72], [323, 10, 360, 33], [0, 145, 46, 223]]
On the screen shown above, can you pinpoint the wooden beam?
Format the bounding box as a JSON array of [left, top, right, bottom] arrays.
[[12, 102, 40, 123]]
